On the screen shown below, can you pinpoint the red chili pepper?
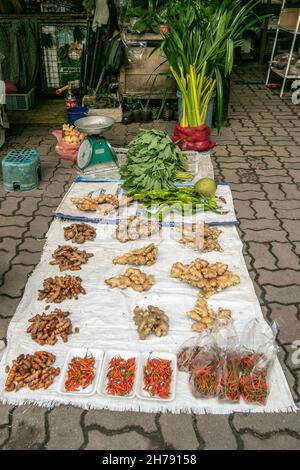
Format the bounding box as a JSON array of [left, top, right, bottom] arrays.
[[143, 358, 172, 399], [218, 353, 241, 402], [239, 353, 268, 405], [65, 354, 95, 392], [106, 356, 136, 396]]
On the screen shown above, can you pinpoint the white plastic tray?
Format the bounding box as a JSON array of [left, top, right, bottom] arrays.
[[58, 347, 103, 396], [97, 350, 140, 399], [136, 351, 177, 402]]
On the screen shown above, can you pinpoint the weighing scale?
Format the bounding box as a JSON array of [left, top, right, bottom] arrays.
[[74, 116, 117, 172]]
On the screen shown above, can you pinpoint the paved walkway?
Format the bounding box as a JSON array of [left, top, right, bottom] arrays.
[[0, 67, 300, 449]]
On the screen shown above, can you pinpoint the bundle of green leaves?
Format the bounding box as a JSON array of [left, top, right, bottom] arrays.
[[120, 129, 189, 192]]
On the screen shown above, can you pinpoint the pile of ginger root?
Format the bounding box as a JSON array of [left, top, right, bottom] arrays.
[[171, 258, 240, 298], [133, 305, 169, 340], [62, 124, 85, 145], [105, 268, 155, 292], [187, 296, 231, 332], [113, 243, 157, 266]]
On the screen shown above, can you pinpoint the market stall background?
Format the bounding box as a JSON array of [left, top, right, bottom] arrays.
[[0, 0, 298, 450], [1, 69, 300, 449]]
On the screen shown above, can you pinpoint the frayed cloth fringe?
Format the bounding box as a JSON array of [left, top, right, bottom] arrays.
[[0, 396, 297, 415]]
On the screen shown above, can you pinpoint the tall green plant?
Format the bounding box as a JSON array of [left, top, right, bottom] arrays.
[[159, 0, 263, 128]]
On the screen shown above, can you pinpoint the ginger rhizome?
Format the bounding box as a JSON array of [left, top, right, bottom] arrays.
[[71, 194, 132, 214], [105, 268, 155, 292], [113, 243, 157, 266], [171, 258, 240, 297], [186, 296, 232, 332], [133, 305, 169, 339], [179, 223, 223, 252], [116, 216, 159, 243]]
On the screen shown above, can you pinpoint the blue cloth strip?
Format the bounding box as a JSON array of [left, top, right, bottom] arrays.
[[76, 176, 122, 183], [75, 176, 230, 187], [55, 212, 239, 227]]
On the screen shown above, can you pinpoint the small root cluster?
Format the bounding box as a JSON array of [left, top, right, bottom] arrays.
[[64, 223, 96, 244], [105, 268, 155, 292], [27, 309, 75, 345], [71, 194, 132, 215], [50, 245, 93, 271], [170, 258, 240, 297], [187, 296, 232, 332], [179, 223, 223, 252], [38, 275, 86, 303], [133, 305, 169, 340], [5, 351, 60, 392], [113, 243, 157, 266], [116, 216, 159, 243]]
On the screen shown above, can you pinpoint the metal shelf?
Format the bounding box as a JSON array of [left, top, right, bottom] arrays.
[[266, 1, 300, 97], [278, 25, 300, 34], [270, 65, 300, 79]]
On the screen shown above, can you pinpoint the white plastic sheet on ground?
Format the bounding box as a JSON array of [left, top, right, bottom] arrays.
[[0, 216, 296, 414]]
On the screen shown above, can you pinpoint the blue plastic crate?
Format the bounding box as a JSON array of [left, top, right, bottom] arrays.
[[2, 148, 41, 192]]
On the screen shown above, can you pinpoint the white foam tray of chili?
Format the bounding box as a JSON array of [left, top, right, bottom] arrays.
[[58, 348, 103, 397], [136, 352, 177, 402], [97, 350, 141, 399]]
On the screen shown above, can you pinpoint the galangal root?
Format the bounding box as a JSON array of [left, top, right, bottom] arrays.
[[50, 245, 93, 271], [105, 268, 155, 292], [71, 194, 132, 215], [27, 309, 75, 345], [133, 305, 169, 340], [116, 216, 159, 243], [113, 243, 157, 266], [38, 275, 86, 303], [170, 258, 240, 297], [64, 223, 96, 244], [4, 351, 60, 392], [187, 296, 232, 332], [179, 223, 223, 252]]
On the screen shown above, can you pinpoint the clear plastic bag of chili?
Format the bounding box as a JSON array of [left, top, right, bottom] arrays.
[[239, 319, 277, 406], [189, 336, 221, 399], [217, 326, 241, 403], [177, 332, 211, 372]]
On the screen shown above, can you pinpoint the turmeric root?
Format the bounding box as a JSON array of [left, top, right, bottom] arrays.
[[50, 245, 93, 271], [113, 243, 157, 266], [38, 275, 86, 303], [64, 223, 96, 244], [5, 351, 60, 392], [170, 258, 240, 297], [105, 268, 155, 292], [27, 309, 73, 345]]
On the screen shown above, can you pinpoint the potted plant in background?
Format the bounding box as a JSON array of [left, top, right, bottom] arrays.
[[156, 4, 170, 34], [140, 97, 152, 122], [159, 0, 262, 132], [122, 95, 143, 123], [123, 0, 160, 34]]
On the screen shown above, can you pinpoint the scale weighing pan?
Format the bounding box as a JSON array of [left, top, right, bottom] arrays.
[[74, 115, 116, 171], [74, 116, 114, 135]]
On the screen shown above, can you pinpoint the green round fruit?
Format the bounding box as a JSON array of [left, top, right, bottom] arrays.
[[194, 178, 217, 197]]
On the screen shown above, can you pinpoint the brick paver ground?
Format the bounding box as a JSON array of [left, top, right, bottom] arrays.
[[0, 66, 300, 449]]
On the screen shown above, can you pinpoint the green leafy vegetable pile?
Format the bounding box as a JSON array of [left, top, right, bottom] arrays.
[[120, 129, 190, 192]]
